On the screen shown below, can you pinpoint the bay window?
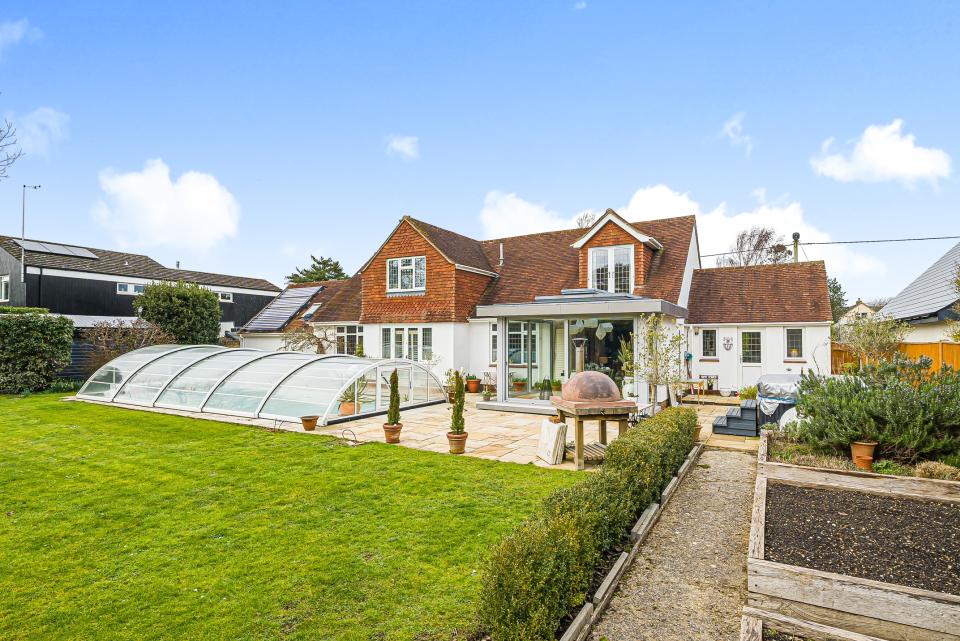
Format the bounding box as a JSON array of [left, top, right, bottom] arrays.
[[386, 256, 426, 292], [588, 245, 633, 293]]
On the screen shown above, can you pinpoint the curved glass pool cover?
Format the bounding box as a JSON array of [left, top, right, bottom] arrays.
[[78, 345, 446, 425]]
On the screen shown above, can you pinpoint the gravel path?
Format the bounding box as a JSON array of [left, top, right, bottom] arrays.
[[589, 449, 756, 641]]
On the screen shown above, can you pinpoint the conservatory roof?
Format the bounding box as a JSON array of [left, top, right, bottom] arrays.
[[76, 345, 445, 426]]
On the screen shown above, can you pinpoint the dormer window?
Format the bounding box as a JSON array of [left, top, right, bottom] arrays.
[[588, 245, 633, 293], [387, 256, 426, 292]]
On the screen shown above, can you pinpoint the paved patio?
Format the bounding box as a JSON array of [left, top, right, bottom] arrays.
[[74, 394, 757, 469]]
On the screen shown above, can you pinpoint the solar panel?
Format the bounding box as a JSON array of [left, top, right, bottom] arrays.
[[242, 286, 321, 332], [14, 239, 98, 259]]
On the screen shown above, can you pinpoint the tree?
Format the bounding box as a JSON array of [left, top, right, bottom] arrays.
[[283, 324, 336, 354], [634, 315, 686, 413], [0, 117, 23, 181], [138, 282, 222, 344], [828, 277, 847, 322], [286, 255, 348, 284], [386, 369, 401, 426], [575, 211, 596, 229], [81, 318, 176, 375], [834, 314, 909, 365], [716, 226, 792, 267]]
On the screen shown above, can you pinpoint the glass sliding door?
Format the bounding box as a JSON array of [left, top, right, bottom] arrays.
[[567, 318, 634, 389], [506, 319, 557, 402]]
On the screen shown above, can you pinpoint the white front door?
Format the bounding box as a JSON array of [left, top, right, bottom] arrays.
[[739, 330, 763, 388]]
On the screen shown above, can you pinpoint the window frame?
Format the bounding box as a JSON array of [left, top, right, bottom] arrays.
[[507, 321, 538, 366], [741, 331, 762, 364], [785, 327, 804, 359], [701, 329, 717, 357], [116, 282, 146, 296], [381, 326, 432, 362], [0, 275, 9, 303], [218, 291, 233, 303], [386, 255, 427, 293], [587, 244, 634, 294], [334, 325, 363, 355], [490, 323, 498, 365]]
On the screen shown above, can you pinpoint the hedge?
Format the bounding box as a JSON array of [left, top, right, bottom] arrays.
[[478, 407, 697, 640], [0, 306, 49, 314], [0, 312, 74, 392]]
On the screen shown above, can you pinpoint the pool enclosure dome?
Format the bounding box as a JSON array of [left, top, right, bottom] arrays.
[[77, 345, 446, 426]]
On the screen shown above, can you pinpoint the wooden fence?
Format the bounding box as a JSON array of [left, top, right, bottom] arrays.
[[831, 341, 960, 374]]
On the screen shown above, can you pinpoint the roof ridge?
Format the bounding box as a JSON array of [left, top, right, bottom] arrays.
[[695, 260, 825, 273]]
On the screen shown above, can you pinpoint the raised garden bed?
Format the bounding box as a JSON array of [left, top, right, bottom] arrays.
[[743, 430, 960, 641]]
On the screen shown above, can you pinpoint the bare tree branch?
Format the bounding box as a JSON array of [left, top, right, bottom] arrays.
[[716, 226, 792, 267], [0, 118, 24, 182]]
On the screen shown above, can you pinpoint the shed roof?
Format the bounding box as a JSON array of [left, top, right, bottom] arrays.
[[880, 241, 960, 321]]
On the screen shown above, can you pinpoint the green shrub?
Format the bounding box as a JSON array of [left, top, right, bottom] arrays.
[[479, 407, 697, 640], [49, 378, 84, 393], [792, 355, 960, 463], [449, 371, 465, 434], [739, 385, 757, 400], [0, 312, 74, 392], [0, 306, 49, 314], [915, 461, 960, 481], [871, 460, 914, 477], [138, 281, 221, 344]]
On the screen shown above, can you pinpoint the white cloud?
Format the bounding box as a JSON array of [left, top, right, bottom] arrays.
[[574, 1, 588, 9], [720, 112, 752, 157], [811, 119, 951, 187], [13, 107, 69, 156], [0, 19, 41, 61], [478, 184, 884, 281], [92, 159, 240, 251], [386, 135, 419, 160]]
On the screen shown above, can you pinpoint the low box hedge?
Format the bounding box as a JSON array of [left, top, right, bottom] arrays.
[[0, 306, 49, 315], [478, 406, 697, 641]]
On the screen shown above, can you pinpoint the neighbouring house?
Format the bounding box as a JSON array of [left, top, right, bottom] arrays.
[[836, 298, 880, 325], [879, 241, 960, 343], [0, 235, 281, 376], [239, 209, 832, 411]]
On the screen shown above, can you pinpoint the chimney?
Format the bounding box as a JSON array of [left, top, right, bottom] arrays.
[[498, 242, 504, 267], [176, 260, 180, 268]]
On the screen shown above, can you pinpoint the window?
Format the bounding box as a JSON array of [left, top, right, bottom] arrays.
[[381, 326, 431, 361], [785, 328, 803, 358], [117, 282, 146, 295], [490, 323, 498, 364], [218, 291, 233, 303], [702, 329, 717, 357], [741, 331, 761, 364], [386, 256, 426, 292], [507, 321, 538, 365], [588, 245, 633, 293], [335, 325, 363, 355], [302, 304, 321, 321], [0, 275, 9, 302]]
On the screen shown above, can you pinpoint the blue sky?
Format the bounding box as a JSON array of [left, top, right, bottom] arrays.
[[1, 1, 958, 300]]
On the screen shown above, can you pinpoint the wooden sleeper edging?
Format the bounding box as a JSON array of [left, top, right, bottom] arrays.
[[558, 603, 593, 641]]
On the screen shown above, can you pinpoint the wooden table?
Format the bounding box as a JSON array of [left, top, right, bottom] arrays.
[[682, 379, 705, 404], [551, 397, 637, 470]]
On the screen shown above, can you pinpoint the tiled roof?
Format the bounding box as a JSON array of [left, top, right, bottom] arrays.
[[282, 275, 363, 331], [686, 261, 832, 324], [476, 215, 697, 306], [406, 217, 494, 273], [0, 235, 279, 292], [880, 241, 960, 321]]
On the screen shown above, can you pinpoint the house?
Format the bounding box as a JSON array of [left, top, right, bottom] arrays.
[[0, 235, 281, 334], [837, 298, 880, 325], [239, 209, 831, 409], [879, 241, 960, 343]]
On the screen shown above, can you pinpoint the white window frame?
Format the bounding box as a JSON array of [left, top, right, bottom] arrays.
[[701, 328, 717, 357], [218, 291, 233, 303], [335, 325, 363, 355], [380, 326, 431, 362], [587, 244, 634, 294], [117, 282, 146, 296], [490, 323, 498, 365], [741, 330, 762, 364], [386, 256, 427, 293], [0, 275, 9, 303], [507, 321, 538, 366], [785, 327, 804, 359]]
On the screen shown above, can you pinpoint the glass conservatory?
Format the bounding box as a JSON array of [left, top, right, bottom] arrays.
[[77, 345, 446, 426]]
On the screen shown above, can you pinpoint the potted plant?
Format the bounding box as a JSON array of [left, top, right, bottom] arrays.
[[447, 371, 468, 454], [382, 368, 402, 443], [481, 386, 493, 401], [300, 415, 319, 431], [465, 374, 481, 394], [444, 368, 461, 403], [551, 379, 562, 392], [338, 378, 363, 416], [512, 376, 527, 392], [850, 434, 879, 471]]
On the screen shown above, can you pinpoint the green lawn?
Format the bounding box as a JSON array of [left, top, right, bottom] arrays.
[[0, 393, 576, 641]]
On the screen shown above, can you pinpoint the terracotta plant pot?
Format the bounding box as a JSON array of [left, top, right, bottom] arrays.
[[339, 401, 356, 416], [383, 422, 402, 444], [300, 415, 319, 431], [693, 426, 702, 441], [447, 391, 456, 403], [512, 381, 526, 392], [850, 441, 878, 471], [466, 379, 481, 393], [447, 431, 468, 454]]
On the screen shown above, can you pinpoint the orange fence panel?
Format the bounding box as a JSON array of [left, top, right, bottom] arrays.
[[832, 341, 960, 374]]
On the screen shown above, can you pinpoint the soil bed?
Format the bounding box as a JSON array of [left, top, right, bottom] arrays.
[[764, 483, 960, 595], [762, 630, 809, 641]]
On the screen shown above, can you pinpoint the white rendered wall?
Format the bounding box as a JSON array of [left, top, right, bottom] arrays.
[[902, 321, 953, 343], [239, 334, 286, 351]]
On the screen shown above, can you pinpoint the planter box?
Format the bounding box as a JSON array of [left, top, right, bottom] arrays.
[[744, 430, 960, 641]]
